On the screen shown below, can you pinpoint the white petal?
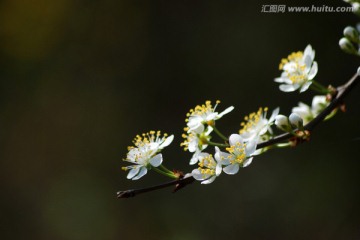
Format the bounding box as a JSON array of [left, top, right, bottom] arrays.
[[223, 164, 240, 175], [217, 106, 234, 118], [274, 77, 285, 83], [312, 95, 326, 108], [282, 77, 294, 84], [187, 116, 203, 132], [279, 84, 298, 92], [149, 154, 163, 167], [239, 131, 253, 142], [292, 103, 310, 119], [191, 169, 205, 181], [303, 44, 315, 61], [127, 167, 140, 179], [215, 164, 222, 176], [269, 107, 280, 122], [283, 62, 297, 72], [307, 62, 318, 80], [214, 148, 231, 165], [300, 81, 312, 92], [229, 134, 243, 146], [243, 157, 253, 168], [205, 126, 213, 135], [149, 142, 160, 151], [188, 138, 198, 152], [206, 112, 218, 121], [198, 152, 210, 160], [192, 124, 205, 134], [312, 95, 327, 114], [253, 149, 263, 156], [132, 167, 148, 180], [214, 146, 221, 161], [160, 135, 174, 148], [304, 55, 313, 70], [220, 155, 231, 166], [245, 140, 257, 156], [201, 176, 216, 184], [189, 152, 200, 165]]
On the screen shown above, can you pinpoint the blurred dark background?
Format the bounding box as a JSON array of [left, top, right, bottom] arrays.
[[0, 0, 359, 239]]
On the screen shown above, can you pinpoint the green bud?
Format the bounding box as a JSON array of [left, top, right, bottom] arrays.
[[339, 37, 358, 55], [289, 113, 304, 130], [275, 115, 291, 132], [343, 26, 359, 43]]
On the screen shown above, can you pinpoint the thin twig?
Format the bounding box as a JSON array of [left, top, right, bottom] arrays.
[[117, 72, 360, 199], [117, 175, 195, 198]]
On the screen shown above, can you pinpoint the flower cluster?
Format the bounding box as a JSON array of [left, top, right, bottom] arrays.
[[180, 100, 234, 165], [239, 107, 279, 143], [275, 45, 318, 93], [122, 131, 174, 180], [120, 43, 340, 187]]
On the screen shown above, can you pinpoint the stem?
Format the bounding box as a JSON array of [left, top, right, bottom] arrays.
[[117, 175, 195, 198], [310, 82, 328, 94], [159, 164, 173, 174], [311, 80, 330, 94], [206, 141, 229, 148], [153, 167, 178, 179], [212, 125, 228, 141]]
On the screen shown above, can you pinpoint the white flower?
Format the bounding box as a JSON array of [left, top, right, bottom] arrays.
[[181, 126, 213, 165], [186, 100, 234, 133], [291, 95, 329, 125], [239, 107, 279, 143], [122, 131, 174, 180], [216, 134, 257, 175], [191, 151, 223, 184], [275, 45, 318, 93], [182, 100, 234, 165]]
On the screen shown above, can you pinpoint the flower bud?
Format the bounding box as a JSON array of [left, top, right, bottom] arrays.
[[289, 113, 304, 129], [275, 115, 291, 132], [339, 37, 358, 55], [343, 26, 359, 43]]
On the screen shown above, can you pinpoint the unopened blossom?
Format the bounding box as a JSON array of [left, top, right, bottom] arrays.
[[239, 107, 279, 142], [122, 131, 174, 180], [191, 152, 222, 184], [275, 115, 291, 132], [291, 95, 329, 124], [289, 113, 304, 129], [216, 134, 257, 175], [275, 45, 318, 92]]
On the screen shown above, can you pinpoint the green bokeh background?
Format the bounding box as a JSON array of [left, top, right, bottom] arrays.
[[1, 0, 360, 239]]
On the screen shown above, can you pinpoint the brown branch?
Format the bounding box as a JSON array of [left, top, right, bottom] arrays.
[[117, 174, 195, 198], [117, 71, 360, 199]]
